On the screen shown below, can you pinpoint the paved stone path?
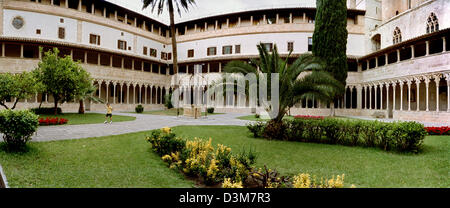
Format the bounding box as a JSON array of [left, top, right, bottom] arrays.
[[31, 112, 253, 142]]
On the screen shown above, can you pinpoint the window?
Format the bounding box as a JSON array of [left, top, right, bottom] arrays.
[[261, 43, 273, 52], [58, 27, 65, 39], [60, 18, 64, 23], [143, 47, 148, 55], [89, 34, 101, 45], [222, 45, 232, 55], [36, 29, 41, 35], [308, 37, 313, 51], [207, 47, 217, 56], [161, 52, 168, 60], [393, 27, 402, 44], [118, 40, 127, 50], [426, 13, 439, 34], [150, 48, 157, 57], [168, 53, 172, 60], [284, 16, 290, 24], [187, 49, 194, 58], [287, 42, 294, 52], [235, 45, 241, 54]]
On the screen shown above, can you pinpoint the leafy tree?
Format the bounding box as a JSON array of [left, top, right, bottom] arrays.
[[222, 43, 343, 123], [142, 0, 196, 74], [33, 48, 92, 115], [0, 72, 40, 109], [312, 0, 348, 115]]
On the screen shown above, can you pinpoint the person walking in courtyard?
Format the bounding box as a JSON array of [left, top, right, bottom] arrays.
[[104, 103, 113, 124]]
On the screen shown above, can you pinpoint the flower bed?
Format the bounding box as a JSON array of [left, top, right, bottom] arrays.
[[248, 118, 427, 153], [294, 115, 324, 120], [424, 126, 450, 135], [146, 127, 353, 188], [38, 117, 68, 126]]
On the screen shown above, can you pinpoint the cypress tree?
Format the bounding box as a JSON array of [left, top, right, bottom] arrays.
[[312, 0, 348, 87]]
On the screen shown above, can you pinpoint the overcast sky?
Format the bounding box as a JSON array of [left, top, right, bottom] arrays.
[[106, 0, 316, 25]]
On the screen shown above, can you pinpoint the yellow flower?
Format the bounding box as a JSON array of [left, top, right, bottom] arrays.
[[293, 173, 311, 188], [161, 127, 171, 134], [222, 178, 243, 188]]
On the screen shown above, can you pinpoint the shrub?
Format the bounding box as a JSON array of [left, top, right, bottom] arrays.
[[246, 121, 265, 138], [0, 110, 39, 151], [207, 107, 215, 114], [164, 94, 174, 109], [135, 105, 144, 113], [146, 127, 185, 157], [263, 120, 289, 140], [255, 114, 260, 119], [38, 117, 68, 125], [30, 107, 62, 115], [255, 118, 427, 153], [294, 115, 324, 120]]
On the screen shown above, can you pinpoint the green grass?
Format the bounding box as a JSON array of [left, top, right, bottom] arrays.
[[0, 125, 447, 188], [132, 108, 222, 116], [38, 113, 136, 125], [171, 126, 449, 188], [0, 131, 194, 188]]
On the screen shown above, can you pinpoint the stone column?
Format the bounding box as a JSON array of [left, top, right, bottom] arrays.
[[138, 85, 141, 104], [98, 80, 102, 100], [2, 43, 5, 57], [357, 85, 362, 109], [393, 82, 396, 111], [386, 83, 390, 113], [369, 85, 372, 109], [145, 85, 148, 104], [400, 82, 403, 111], [407, 80, 411, 111], [84, 52, 88, 64], [380, 84, 383, 110], [411, 45, 415, 59], [105, 81, 109, 103], [207, 63, 210, 73], [435, 76, 440, 112], [120, 83, 123, 104], [385, 53, 388, 65], [416, 79, 420, 111], [150, 86, 153, 104], [113, 82, 116, 104], [425, 41, 430, 56], [126, 84, 130, 104], [425, 78, 429, 111], [289, 13, 293, 23], [20, 44, 24, 58]]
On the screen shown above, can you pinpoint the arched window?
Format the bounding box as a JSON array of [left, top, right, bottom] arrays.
[[426, 13, 439, 34], [393, 27, 402, 44]]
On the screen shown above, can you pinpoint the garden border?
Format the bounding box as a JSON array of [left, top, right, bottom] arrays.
[[0, 164, 9, 188]]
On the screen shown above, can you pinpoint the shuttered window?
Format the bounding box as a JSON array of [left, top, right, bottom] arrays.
[[58, 27, 65, 39]]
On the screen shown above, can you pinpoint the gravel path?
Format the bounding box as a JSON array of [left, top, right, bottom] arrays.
[[31, 112, 252, 142]]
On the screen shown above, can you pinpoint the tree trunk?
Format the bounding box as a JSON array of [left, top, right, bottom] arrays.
[[78, 100, 85, 114], [53, 95, 59, 115], [168, 0, 178, 74]]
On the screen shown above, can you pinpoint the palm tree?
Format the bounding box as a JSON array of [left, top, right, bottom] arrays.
[[142, 0, 195, 75], [221, 43, 343, 123], [76, 85, 104, 114]]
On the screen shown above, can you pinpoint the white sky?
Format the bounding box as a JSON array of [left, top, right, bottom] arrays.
[[106, 0, 316, 25]]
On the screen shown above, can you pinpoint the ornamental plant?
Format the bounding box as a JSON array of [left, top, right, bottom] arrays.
[[0, 110, 39, 151], [38, 117, 68, 125], [135, 105, 144, 113], [424, 126, 450, 135]]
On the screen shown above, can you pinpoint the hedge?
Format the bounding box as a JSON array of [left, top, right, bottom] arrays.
[[30, 107, 62, 115], [248, 118, 427, 153]]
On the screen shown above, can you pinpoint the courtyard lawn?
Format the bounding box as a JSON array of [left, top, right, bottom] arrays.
[[136, 108, 222, 116], [171, 126, 449, 188], [0, 131, 194, 188], [0, 126, 447, 188], [38, 113, 136, 125]]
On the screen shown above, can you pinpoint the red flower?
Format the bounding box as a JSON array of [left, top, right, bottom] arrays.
[[424, 126, 450, 135]]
